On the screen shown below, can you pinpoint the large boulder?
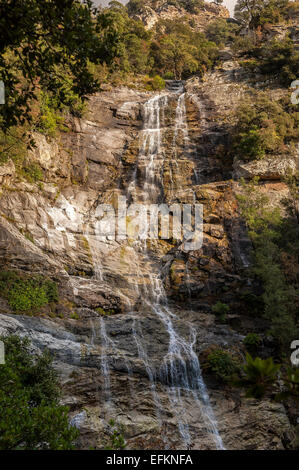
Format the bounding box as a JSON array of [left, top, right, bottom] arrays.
[[234, 155, 297, 180]]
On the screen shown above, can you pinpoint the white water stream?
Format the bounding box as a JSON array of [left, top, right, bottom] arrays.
[[96, 85, 224, 449]]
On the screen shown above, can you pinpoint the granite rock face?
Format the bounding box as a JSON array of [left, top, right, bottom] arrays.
[[0, 311, 295, 450], [0, 71, 296, 449], [234, 154, 298, 180], [130, 0, 229, 32]]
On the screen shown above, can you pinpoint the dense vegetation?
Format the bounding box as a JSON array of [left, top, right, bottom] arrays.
[[0, 271, 58, 313], [0, 0, 101, 131], [232, 92, 299, 161], [97, 2, 219, 80], [234, 0, 297, 29], [0, 0, 222, 173], [237, 176, 299, 351], [0, 0, 220, 134], [233, 0, 299, 84], [1, 0, 296, 160], [0, 335, 78, 449]]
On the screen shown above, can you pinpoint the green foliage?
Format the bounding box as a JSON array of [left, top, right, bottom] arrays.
[[243, 333, 262, 353], [253, 38, 299, 85], [233, 93, 298, 161], [205, 349, 240, 383], [0, 270, 58, 313], [212, 301, 229, 315], [234, 0, 291, 29], [163, 71, 175, 80], [152, 21, 218, 79], [21, 162, 43, 183], [206, 19, 239, 46], [43, 279, 59, 303], [158, 34, 198, 80], [0, 0, 101, 133], [148, 75, 165, 91], [105, 419, 126, 450], [38, 93, 66, 137], [212, 301, 229, 323], [127, 0, 147, 15], [0, 125, 30, 166], [238, 291, 264, 317], [180, 0, 205, 14], [237, 179, 298, 350], [276, 367, 299, 400], [0, 335, 78, 449], [232, 0, 298, 86], [96, 307, 115, 316], [238, 353, 280, 399], [96, 6, 219, 81], [37, 87, 85, 137], [97, 5, 151, 76], [236, 127, 266, 160], [231, 36, 255, 54]]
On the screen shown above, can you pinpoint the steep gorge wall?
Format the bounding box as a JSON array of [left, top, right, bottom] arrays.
[[0, 61, 296, 449]]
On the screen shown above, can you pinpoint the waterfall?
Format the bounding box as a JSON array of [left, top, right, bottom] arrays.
[[128, 94, 168, 202], [132, 319, 166, 429], [100, 317, 113, 408], [174, 93, 190, 148], [169, 93, 188, 198], [95, 86, 224, 449], [86, 233, 104, 281], [98, 316, 136, 417]]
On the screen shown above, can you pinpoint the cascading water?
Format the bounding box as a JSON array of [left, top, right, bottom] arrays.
[[128, 94, 168, 202], [169, 92, 190, 198], [174, 93, 190, 148], [95, 84, 224, 449]]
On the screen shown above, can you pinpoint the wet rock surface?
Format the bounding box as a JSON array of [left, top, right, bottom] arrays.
[[0, 310, 294, 450], [0, 74, 296, 449]]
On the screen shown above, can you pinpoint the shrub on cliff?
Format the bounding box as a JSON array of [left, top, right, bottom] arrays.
[[212, 301, 229, 323], [233, 93, 298, 161], [37, 89, 84, 137], [105, 419, 126, 450], [0, 335, 78, 450], [148, 75, 166, 91], [20, 162, 44, 183], [181, 0, 205, 14], [237, 353, 280, 399], [243, 333, 262, 354], [0, 271, 58, 313], [204, 348, 240, 383]]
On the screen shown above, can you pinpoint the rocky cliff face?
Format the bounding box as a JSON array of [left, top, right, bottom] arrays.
[[129, 0, 229, 31], [0, 57, 297, 449]]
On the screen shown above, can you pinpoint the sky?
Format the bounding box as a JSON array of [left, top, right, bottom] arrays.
[[222, 0, 237, 16], [92, 0, 237, 17]]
